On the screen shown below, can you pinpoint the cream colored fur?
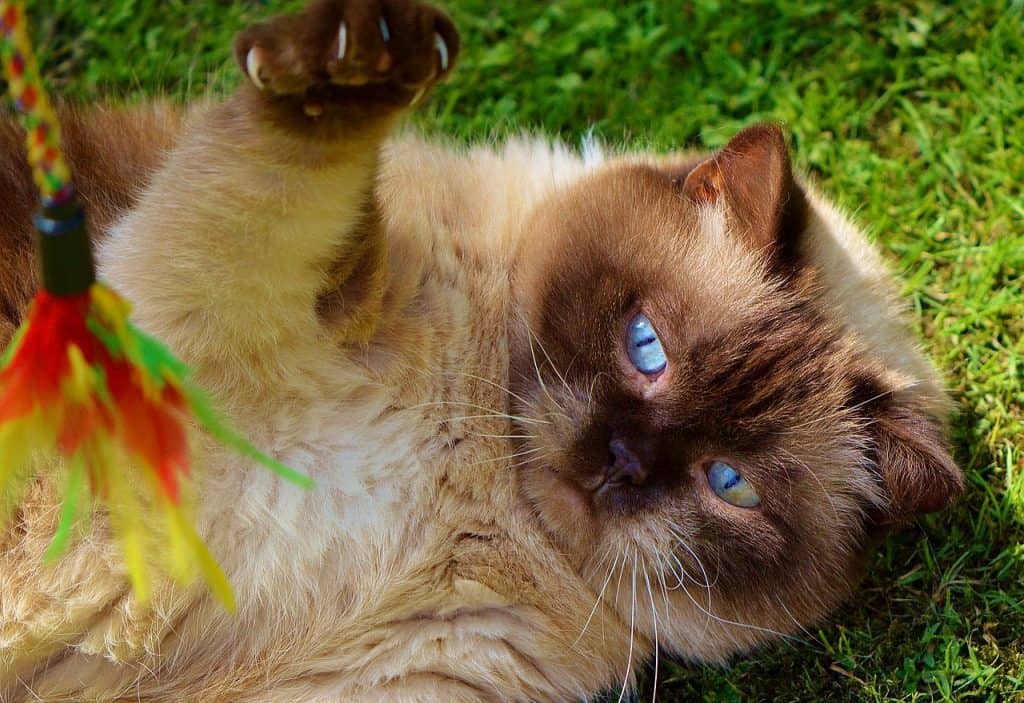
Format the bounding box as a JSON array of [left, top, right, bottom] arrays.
[[0, 98, 945, 701]]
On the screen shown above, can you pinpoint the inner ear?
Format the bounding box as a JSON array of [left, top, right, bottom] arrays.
[[680, 123, 807, 269]]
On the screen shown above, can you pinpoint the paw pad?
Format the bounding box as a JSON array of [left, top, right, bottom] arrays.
[[235, 0, 460, 114]]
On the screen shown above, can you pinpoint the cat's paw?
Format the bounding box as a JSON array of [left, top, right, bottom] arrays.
[[234, 0, 459, 123]]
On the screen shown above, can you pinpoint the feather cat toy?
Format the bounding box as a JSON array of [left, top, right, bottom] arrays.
[[0, 1, 311, 610]]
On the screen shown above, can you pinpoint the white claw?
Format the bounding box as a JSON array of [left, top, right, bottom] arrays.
[[246, 47, 265, 90], [434, 33, 449, 72], [337, 21, 348, 60], [379, 18, 391, 43]]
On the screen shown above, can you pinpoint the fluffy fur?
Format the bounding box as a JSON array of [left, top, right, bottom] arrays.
[[0, 1, 961, 700]]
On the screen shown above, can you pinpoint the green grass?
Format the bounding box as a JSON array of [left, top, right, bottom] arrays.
[[25, 0, 1024, 700]]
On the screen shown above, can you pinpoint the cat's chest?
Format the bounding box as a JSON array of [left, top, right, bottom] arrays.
[[205, 251, 520, 613]]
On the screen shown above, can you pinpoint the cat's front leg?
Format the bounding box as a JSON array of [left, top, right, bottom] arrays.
[[100, 0, 458, 391], [2, 7, 459, 694]]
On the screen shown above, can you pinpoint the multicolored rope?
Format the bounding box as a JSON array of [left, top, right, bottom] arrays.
[[0, 1, 72, 201], [0, 2, 312, 610]]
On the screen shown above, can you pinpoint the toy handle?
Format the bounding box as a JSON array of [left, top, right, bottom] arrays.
[[34, 191, 96, 296]]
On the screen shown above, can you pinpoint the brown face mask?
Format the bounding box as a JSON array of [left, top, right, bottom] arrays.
[[510, 123, 963, 660]]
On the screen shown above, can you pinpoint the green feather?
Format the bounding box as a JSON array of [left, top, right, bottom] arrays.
[[122, 320, 314, 490], [44, 460, 86, 563], [0, 322, 28, 369], [185, 385, 315, 490]]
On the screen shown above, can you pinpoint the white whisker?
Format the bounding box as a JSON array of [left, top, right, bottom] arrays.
[[527, 348, 574, 427], [574, 549, 622, 648], [585, 372, 600, 416], [677, 582, 808, 647], [464, 432, 538, 440], [616, 548, 639, 703], [787, 383, 918, 433], [642, 554, 659, 703], [663, 550, 686, 589], [504, 453, 553, 471], [527, 318, 573, 398], [663, 522, 715, 640], [438, 369, 534, 408], [614, 545, 629, 606], [665, 525, 716, 590], [655, 554, 672, 623], [777, 447, 842, 524], [465, 446, 549, 468], [446, 414, 543, 427], [776, 595, 823, 651], [409, 399, 552, 424]]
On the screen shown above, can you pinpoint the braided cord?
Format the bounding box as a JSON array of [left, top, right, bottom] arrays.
[[0, 2, 73, 203]]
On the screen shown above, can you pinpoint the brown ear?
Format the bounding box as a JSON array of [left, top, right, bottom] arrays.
[[869, 402, 964, 523], [680, 123, 806, 267]]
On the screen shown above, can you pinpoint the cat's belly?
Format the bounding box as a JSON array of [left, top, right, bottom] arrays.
[[168, 396, 623, 699], [17, 379, 538, 700]]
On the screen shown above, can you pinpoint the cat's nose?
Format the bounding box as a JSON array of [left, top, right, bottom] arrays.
[[607, 438, 648, 487]]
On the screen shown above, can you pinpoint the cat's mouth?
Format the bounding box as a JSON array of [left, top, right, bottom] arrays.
[[556, 460, 655, 516]]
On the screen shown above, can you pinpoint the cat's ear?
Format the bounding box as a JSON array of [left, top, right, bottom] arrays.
[[678, 123, 806, 267], [868, 400, 964, 523]]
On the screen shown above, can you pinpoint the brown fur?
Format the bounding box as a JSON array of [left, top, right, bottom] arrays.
[[0, 2, 961, 700]]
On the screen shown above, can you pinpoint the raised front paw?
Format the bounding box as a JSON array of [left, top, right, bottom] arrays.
[[234, 0, 459, 123]]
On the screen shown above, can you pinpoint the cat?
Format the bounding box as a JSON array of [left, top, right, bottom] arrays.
[[0, 0, 963, 701]]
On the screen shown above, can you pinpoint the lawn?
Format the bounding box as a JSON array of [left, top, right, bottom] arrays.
[[26, 0, 1024, 700]]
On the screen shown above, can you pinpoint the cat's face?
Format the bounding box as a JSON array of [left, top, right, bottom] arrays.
[[510, 125, 962, 661]]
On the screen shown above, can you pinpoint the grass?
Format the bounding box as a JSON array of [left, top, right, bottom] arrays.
[[24, 0, 1024, 700]]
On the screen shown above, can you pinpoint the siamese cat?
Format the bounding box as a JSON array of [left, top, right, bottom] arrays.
[[0, 0, 962, 700]]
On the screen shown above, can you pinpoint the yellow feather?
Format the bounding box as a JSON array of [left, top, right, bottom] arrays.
[[99, 442, 150, 602], [64, 345, 96, 405], [172, 509, 236, 612]]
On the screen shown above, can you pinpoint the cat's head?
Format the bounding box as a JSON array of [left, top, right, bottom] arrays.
[[510, 124, 962, 661]]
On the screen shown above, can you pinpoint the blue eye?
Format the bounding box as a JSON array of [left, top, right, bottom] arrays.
[[707, 461, 760, 508], [626, 313, 667, 375]]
